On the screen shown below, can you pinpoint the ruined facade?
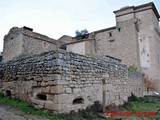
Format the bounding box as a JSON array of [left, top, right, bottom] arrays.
[[3, 26, 62, 62], [1, 2, 156, 113], [60, 2, 160, 91], [0, 49, 144, 113]]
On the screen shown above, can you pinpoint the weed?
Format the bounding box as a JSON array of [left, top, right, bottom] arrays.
[[128, 66, 137, 72], [0, 92, 160, 120]]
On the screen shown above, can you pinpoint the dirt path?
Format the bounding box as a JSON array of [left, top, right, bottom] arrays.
[[0, 103, 48, 120]]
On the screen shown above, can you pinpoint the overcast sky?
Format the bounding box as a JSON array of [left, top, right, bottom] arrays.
[[0, 0, 159, 51]]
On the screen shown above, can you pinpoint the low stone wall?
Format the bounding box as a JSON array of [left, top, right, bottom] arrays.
[[128, 72, 144, 97], [0, 49, 144, 113]]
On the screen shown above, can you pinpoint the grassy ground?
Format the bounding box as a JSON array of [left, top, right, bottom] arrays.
[[106, 95, 160, 120], [0, 92, 160, 120]]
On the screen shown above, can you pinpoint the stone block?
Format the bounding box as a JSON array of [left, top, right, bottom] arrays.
[[44, 86, 50, 93], [47, 81, 54, 86], [42, 76, 50, 81], [50, 85, 64, 94], [54, 74, 61, 80], [73, 88, 81, 94], [37, 104, 44, 109], [57, 94, 73, 104], [53, 79, 68, 85], [65, 88, 72, 93], [32, 81, 37, 86], [41, 81, 47, 86], [31, 98, 45, 107], [44, 101, 54, 110]]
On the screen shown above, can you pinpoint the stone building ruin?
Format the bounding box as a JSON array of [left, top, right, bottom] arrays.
[[1, 2, 158, 113], [59, 2, 160, 92], [0, 49, 144, 113], [2, 26, 63, 62]]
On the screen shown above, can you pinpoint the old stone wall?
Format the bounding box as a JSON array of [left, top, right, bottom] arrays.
[[3, 27, 59, 62], [128, 72, 144, 97], [136, 9, 160, 91], [3, 27, 23, 62], [94, 19, 140, 69], [62, 3, 160, 92], [0, 49, 144, 113]]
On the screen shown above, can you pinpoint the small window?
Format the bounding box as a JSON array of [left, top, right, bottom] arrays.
[[60, 45, 66, 50], [118, 28, 121, 32], [109, 32, 112, 37], [140, 39, 142, 42], [6, 90, 11, 97], [147, 54, 149, 57], [36, 94, 47, 100], [73, 97, 84, 104]]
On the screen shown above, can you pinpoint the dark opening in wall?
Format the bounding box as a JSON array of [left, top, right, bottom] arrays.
[[109, 32, 112, 37], [118, 28, 121, 32], [36, 94, 47, 100], [73, 97, 84, 104], [30, 78, 34, 80], [60, 45, 66, 50], [6, 90, 11, 97], [108, 39, 115, 42]]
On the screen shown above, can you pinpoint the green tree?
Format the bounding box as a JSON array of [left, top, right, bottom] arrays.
[[75, 29, 89, 40]]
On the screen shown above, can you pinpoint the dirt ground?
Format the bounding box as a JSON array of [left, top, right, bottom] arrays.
[[0, 103, 48, 120]]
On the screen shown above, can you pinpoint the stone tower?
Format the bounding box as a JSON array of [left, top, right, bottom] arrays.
[[114, 2, 160, 90], [62, 2, 160, 91]]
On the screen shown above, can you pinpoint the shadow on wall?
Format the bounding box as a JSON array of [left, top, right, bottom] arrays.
[[0, 52, 2, 62]]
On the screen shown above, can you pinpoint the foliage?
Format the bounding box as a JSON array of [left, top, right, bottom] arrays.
[[0, 93, 54, 119], [128, 93, 140, 102], [0, 92, 160, 120], [58, 101, 102, 120], [128, 65, 137, 72], [75, 29, 89, 40], [105, 94, 160, 119], [0, 93, 103, 120]]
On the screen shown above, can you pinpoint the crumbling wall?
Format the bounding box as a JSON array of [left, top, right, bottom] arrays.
[[3, 27, 23, 62], [0, 49, 144, 113], [2, 27, 59, 62]]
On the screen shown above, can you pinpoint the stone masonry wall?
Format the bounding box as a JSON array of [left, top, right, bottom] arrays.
[[128, 72, 144, 97], [3, 27, 59, 62], [0, 49, 144, 113]]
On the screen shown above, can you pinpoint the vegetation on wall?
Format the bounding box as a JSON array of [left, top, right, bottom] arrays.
[[75, 29, 89, 40], [128, 65, 137, 72]]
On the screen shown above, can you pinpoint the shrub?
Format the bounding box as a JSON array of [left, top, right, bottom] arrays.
[[75, 29, 89, 40], [128, 65, 137, 72]]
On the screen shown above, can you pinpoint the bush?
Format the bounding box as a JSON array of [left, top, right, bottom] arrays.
[[59, 101, 102, 119], [75, 29, 89, 40], [128, 93, 139, 102], [128, 66, 137, 72]]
